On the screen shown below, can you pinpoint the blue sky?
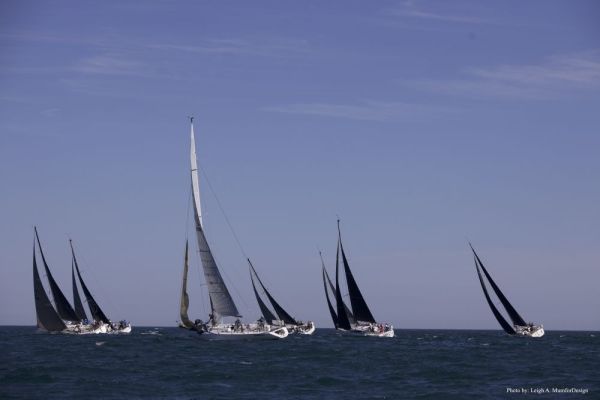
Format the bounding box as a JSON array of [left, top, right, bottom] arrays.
[[1, 1, 599, 330]]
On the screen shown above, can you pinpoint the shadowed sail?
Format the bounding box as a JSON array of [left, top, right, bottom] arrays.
[[71, 259, 88, 321], [249, 259, 297, 325], [71, 240, 110, 324], [335, 238, 352, 330], [179, 240, 194, 328], [34, 228, 79, 322], [33, 239, 66, 332], [190, 120, 240, 321]]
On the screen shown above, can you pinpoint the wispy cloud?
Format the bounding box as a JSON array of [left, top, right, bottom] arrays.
[[387, 1, 491, 25], [149, 37, 310, 57], [264, 100, 454, 122], [73, 54, 147, 76], [403, 50, 600, 99]]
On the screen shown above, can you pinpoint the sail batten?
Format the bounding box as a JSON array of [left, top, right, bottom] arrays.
[[179, 241, 194, 328], [470, 245, 527, 327], [35, 228, 79, 322], [71, 241, 110, 324], [190, 121, 240, 320], [33, 241, 66, 332]]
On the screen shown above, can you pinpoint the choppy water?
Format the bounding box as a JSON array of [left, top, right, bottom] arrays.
[[1, 327, 597, 399]]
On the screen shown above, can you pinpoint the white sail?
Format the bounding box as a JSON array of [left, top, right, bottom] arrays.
[[190, 120, 241, 320]]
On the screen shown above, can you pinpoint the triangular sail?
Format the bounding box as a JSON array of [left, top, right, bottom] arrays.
[[338, 222, 376, 323], [71, 241, 111, 324], [249, 265, 278, 324], [474, 257, 515, 334], [179, 240, 194, 328], [335, 239, 352, 330], [33, 242, 66, 332], [190, 119, 240, 320], [248, 259, 297, 325], [470, 244, 527, 327], [34, 228, 79, 322], [321, 252, 339, 328], [71, 259, 88, 321]]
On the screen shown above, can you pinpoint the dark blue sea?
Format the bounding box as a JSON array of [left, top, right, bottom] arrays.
[[1, 327, 597, 399]]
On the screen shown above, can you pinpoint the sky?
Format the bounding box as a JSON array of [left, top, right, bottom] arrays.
[[0, 0, 599, 330]]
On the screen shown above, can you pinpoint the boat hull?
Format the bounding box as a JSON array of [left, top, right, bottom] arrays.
[[286, 322, 316, 335], [338, 323, 394, 338], [198, 324, 289, 339], [514, 324, 544, 338]]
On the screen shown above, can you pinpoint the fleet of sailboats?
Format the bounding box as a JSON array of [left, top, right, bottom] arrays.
[[32, 227, 131, 334], [29, 119, 549, 340]]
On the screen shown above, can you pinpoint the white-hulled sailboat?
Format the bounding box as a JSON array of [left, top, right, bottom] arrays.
[[321, 220, 394, 338], [178, 118, 288, 340]]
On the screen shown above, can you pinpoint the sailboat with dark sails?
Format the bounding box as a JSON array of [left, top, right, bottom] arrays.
[[321, 221, 394, 337], [178, 118, 288, 339], [470, 244, 544, 338], [248, 259, 315, 335]]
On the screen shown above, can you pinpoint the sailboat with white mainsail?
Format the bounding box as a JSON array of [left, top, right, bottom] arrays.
[[249, 259, 315, 335], [322, 220, 394, 337], [178, 118, 288, 339], [470, 243, 544, 337]]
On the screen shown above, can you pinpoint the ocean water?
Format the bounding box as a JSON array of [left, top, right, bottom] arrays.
[[1, 327, 597, 399]]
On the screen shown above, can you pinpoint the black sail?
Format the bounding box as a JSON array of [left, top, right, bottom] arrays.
[[338, 223, 376, 324], [33, 244, 66, 332], [321, 254, 339, 328], [34, 228, 79, 322], [249, 260, 297, 325], [334, 240, 352, 330], [71, 241, 111, 324], [475, 258, 515, 334], [249, 266, 278, 324], [179, 241, 194, 329], [470, 244, 527, 327], [323, 256, 355, 324], [71, 259, 88, 321]]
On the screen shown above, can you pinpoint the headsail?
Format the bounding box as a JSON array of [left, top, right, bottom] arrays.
[[34, 228, 79, 322], [338, 221, 376, 324], [334, 239, 352, 330], [470, 244, 527, 327], [190, 119, 240, 320], [474, 257, 515, 334], [248, 259, 297, 325], [179, 240, 194, 328], [33, 241, 66, 332], [71, 240, 111, 324], [71, 258, 88, 321], [249, 264, 278, 324], [321, 252, 339, 328]]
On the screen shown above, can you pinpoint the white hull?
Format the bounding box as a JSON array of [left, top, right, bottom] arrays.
[[515, 324, 544, 338], [339, 323, 394, 338], [286, 321, 316, 335], [63, 322, 132, 335], [199, 323, 288, 339]]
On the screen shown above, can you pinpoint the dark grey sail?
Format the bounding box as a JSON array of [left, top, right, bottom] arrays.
[[337, 222, 376, 324], [324, 261, 356, 324], [33, 243, 66, 332], [179, 240, 194, 329], [249, 265, 278, 324], [335, 240, 352, 330], [474, 257, 515, 334], [322, 260, 339, 328], [470, 244, 527, 327], [34, 228, 79, 322], [190, 121, 241, 321], [71, 259, 88, 321], [248, 259, 297, 325], [71, 241, 111, 324]]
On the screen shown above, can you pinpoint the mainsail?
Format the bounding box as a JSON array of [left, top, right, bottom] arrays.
[[250, 265, 278, 324], [71, 240, 111, 324], [321, 255, 339, 328], [179, 240, 194, 328], [334, 239, 352, 330], [71, 259, 88, 321], [190, 119, 240, 320], [34, 227, 79, 322], [248, 259, 297, 325], [337, 222, 376, 324], [470, 244, 527, 328], [33, 242, 66, 332], [474, 258, 515, 334]]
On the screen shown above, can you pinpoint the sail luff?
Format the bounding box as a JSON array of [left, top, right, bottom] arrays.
[[190, 119, 240, 320], [249, 260, 297, 325], [70, 241, 111, 324], [470, 245, 527, 327], [475, 257, 515, 334], [179, 240, 194, 328], [338, 222, 376, 323], [249, 264, 278, 324], [34, 228, 79, 322], [71, 258, 88, 321], [33, 241, 66, 332], [334, 239, 352, 330]]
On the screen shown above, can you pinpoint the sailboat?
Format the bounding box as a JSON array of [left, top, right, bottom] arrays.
[[248, 259, 315, 335], [470, 244, 544, 338], [321, 221, 394, 337], [179, 118, 288, 339]]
